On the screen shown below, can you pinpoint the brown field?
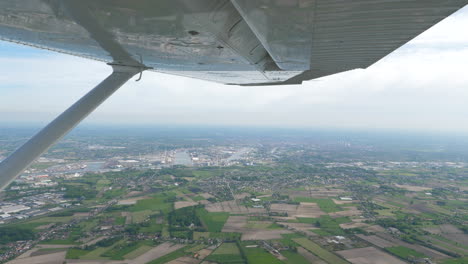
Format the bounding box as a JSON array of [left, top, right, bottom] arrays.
[[434, 224, 468, 245], [200, 193, 214, 199], [337, 247, 406, 264], [206, 200, 266, 214], [241, 229, 292, 240], [121, 212, 132, 225], [167, 257, 200, 264], [196, 249, 213, 259], [66, 260, 124, 264], [440, 224, 464, 234], [329, 206, 361, 218], [174, 201, 198, 209], [297, 247, 327, 264], [73, 212, 91, 217], [277, 222, 318, 237], [233, 193, 249, 199], [8, 251, 66, 264], [377, 233, 449, 259], [408, 203, 436, 214], [423, 227, 442, 235], [35, 223, 54, 230], [394, 184, 432, 192], [270, 202, 325, 219], [285, 190, 310, 198], [270, 203, 298, 216], [129, 242, 184, 264], [83, 236, 108, 247], [365, 225, 386, 233], [340, 222, 368, 230], [37, 244, 75, 249], [296, 202, 325, 218], [307, 187, 345, 197], [356, 235, 396, 248], [332, 199, 354, 205], [424, 235, 468, 256], [222, 215, 291, 240], [125, 191, 143, 197], [222, 216, 248, 232], [117, 196, 149, 205], [278, 222, 317, 230], [30, 249, 67, 257]]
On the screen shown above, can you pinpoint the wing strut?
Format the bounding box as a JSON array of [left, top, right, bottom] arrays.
[[0, 64, 142, 190]]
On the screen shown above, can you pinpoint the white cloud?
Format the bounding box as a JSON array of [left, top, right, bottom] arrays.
[[1, 5, 468, 132]]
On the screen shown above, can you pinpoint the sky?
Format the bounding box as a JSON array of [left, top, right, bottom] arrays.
[[1, 6, 468, 133]]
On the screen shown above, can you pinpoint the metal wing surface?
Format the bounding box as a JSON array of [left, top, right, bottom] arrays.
[[0, 0, 467, 85]]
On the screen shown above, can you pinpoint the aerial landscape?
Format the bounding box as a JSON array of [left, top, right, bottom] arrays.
[[0, 126, 466, 264], [1, 1, 468, 264]]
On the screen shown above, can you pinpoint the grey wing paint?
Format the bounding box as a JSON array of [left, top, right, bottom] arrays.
[[1, 0, 467, 85]]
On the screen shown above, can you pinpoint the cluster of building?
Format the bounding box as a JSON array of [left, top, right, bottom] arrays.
[[12, 174, 58, 188], [0, 192, 70, 224]]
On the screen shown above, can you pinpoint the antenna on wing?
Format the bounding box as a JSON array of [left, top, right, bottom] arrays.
[[135, 53, 145, 82]]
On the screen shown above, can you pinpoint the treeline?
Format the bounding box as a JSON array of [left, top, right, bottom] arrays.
[[168, 205, 204, 239], [169, 206, 202, 228], [0, 227, 34, 244], [62, 184, 97, 199]]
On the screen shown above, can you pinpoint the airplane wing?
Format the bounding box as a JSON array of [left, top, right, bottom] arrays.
[[0, 0, 467, 190], [1, 0, 467, 85]]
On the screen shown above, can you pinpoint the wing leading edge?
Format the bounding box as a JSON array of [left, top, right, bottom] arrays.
[[0, 0, 467, 85]]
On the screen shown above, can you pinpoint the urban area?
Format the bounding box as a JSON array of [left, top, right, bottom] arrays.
[[0, 126, 467, 264]]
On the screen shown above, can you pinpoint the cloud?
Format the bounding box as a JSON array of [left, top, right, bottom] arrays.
[[1, 5, 468, 132]]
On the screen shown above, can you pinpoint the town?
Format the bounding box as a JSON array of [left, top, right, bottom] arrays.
[[0, 126, 467, 264]]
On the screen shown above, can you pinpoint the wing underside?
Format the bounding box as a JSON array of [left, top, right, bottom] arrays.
[[0, 0, 467, 85]]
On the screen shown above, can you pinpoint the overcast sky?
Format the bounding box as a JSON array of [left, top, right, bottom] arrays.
[[1, 6, 468, 132]]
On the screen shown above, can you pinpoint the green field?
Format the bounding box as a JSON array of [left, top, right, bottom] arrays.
[[196, 208, 229, 232], [79, 218, 100, 232], [206, 254, 245, 264], [193, 231, 210, 240], [192, 169, 222, 178], [192, 195, 206, 201], [114, 216, 126, 225], [206, 243, 245, 264], [442, 257, 468, 264], [29, 216, 73, 223], [186, 244, 206, 253], [193, 231, 241, 240], [147, 246, 189, 264], [243, 246, 283, 264], [130, 194, 174, 213], [37, 248, 66, 252], [140, 222, 163, 233], [293, 238, 349, 264], [124, 245, 153, 259], [213, 243, 241, 255], [80, 246, 113, 260], [96, 179, 111, 190], [281, 250, 310, 264], [386, 246, 427, 259], [297, 216, 349, 235], [102, 240, 155, 260], [66, 248, 90, 259], [293, 197, 342, 212], [425, 236, 468, 255], [245, 221, 273, 229], [131, 210, 153, 223]]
